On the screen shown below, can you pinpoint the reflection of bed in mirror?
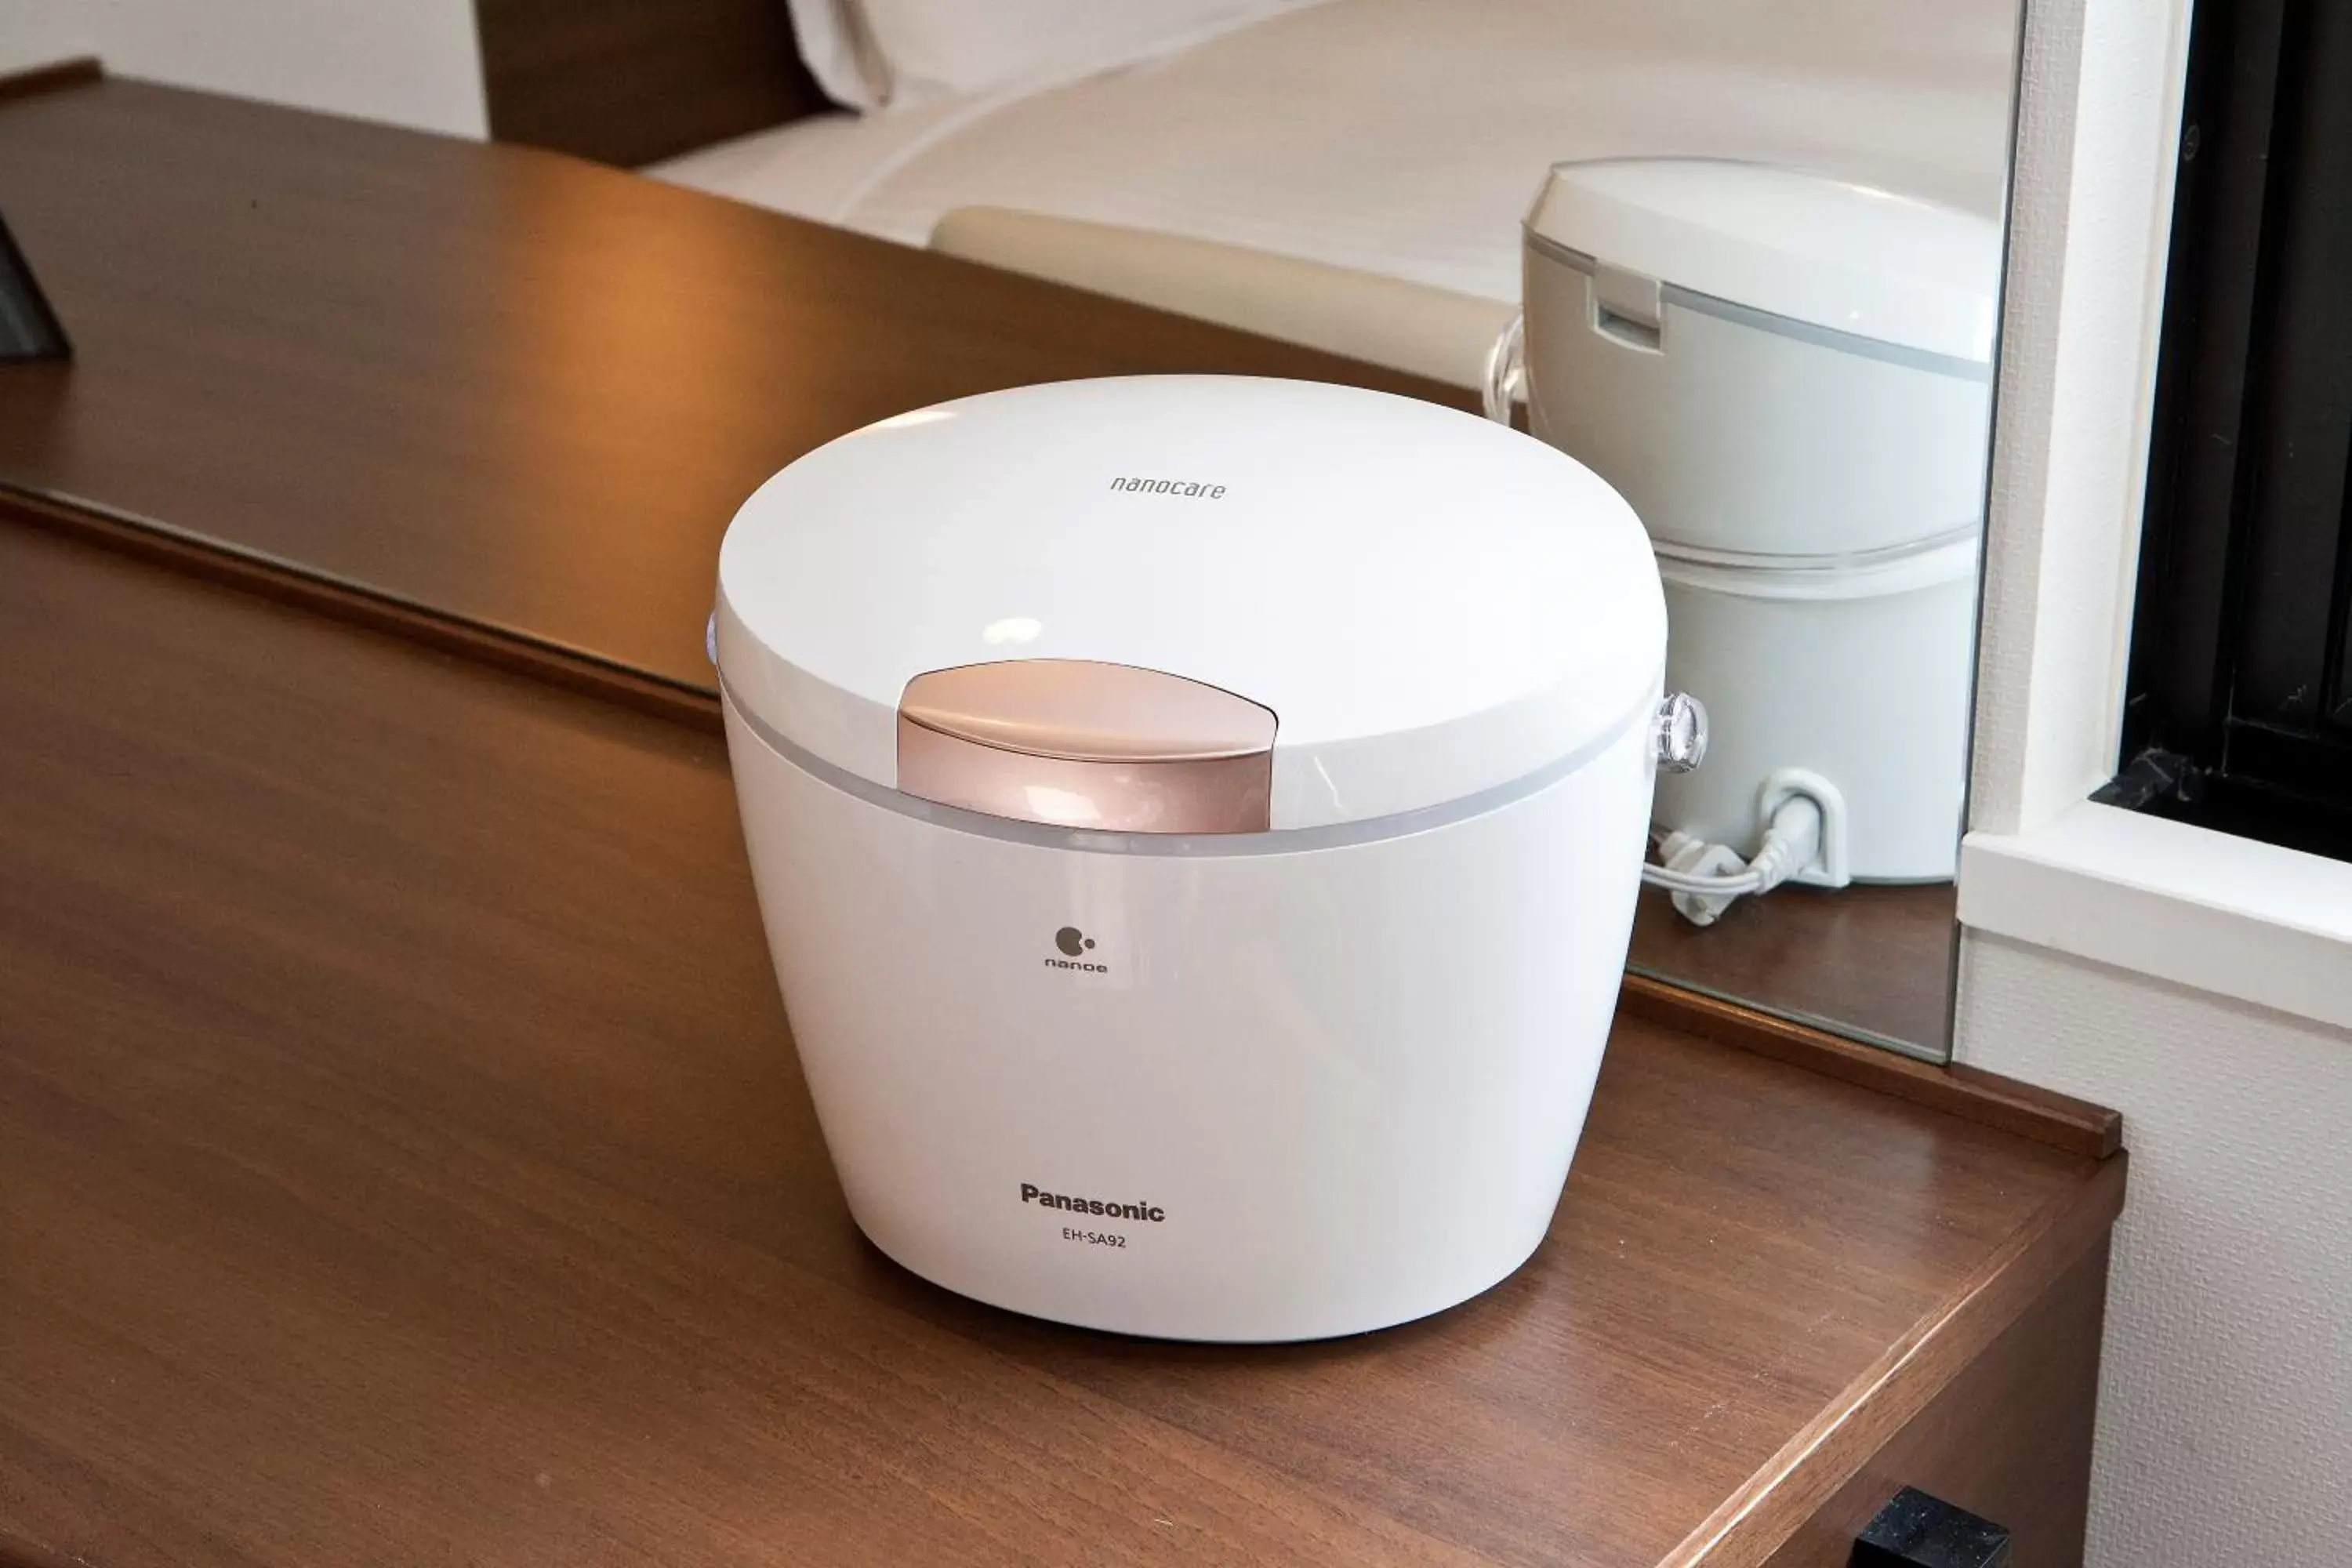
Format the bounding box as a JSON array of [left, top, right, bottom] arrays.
[[652, 0, 2016, 384], [648, 0, 2014, 1054]]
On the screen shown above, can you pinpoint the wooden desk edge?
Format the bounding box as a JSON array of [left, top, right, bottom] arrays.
[[0, 1527, 85, 1568], [1668, 1150, 2125, 1568], [1620, 978, 2124, 1160], [0, 485, 724, 731], [0, 58, 102, 107]]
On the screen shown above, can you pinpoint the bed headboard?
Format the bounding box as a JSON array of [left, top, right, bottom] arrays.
[[474, 0, 833, 169]]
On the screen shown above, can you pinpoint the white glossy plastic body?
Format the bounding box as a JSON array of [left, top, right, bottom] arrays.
[[1522, 159, 2002, 364], [717, 377, 1663, 830], [724, 693, 1658, 1343], [1651, 543, 1977, 881], [1520, 245, 1994, 561]]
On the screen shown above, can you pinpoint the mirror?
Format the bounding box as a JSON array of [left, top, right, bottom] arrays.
[[0, 0, 2017, 1064], [647, 0, 2019, 1060]]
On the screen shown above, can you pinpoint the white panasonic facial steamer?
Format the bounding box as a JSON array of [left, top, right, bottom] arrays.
[[714, 376, 1699, 1341]]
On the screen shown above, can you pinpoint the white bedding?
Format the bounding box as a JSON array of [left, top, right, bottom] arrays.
[[652, 0, 2017, 307]]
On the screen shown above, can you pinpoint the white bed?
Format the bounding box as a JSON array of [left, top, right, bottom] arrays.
[[652, 0, 2017, 379]]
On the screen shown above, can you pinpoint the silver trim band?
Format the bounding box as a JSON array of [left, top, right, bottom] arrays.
[[1647, 520, 1983, 573], [720, 671, 1655, 858], [1523, 229, 1994, 383]]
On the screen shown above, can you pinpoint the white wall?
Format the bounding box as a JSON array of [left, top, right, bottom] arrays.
[[0, 8, 96, 77], [1962, 938, 2352, 1564], [1963, 0, 2352, 1559], [1, 0, 486, 139]]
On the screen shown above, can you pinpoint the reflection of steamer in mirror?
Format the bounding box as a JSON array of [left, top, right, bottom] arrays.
[[1495, 159, 1999, 924]]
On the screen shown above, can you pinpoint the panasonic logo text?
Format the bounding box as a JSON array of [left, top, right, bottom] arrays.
[[1021, 1183, 1165, 1222]]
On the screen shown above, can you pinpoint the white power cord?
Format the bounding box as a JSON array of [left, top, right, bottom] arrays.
[[1642, 791, 1825, 927]]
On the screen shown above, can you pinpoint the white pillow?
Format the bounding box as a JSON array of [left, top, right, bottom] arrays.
[[855, 0, 1300, 106], [784, 0, 893, 111]]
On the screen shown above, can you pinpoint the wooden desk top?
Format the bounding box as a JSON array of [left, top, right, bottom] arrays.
[[0, 78, 1466, 702], [0, 522, 2120, 1568]]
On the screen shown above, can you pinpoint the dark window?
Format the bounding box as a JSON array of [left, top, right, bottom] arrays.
[[2114, 0, 2352, 860]]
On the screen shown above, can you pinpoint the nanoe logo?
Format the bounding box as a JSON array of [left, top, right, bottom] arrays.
[[1045, 926, 1107, 972], [1022, 1183, 1165, 1222]]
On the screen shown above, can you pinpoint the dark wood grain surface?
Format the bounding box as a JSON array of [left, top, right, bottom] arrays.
[[0, 78, 1469, 703], [1630, 883, 1958, 1056], [477, 0, 833, 168], [0, 521, 2119, 1568]]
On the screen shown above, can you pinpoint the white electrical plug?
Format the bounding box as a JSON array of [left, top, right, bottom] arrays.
[[1642, 770, 1849, 924], [1757, 768, 1849, 888]]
